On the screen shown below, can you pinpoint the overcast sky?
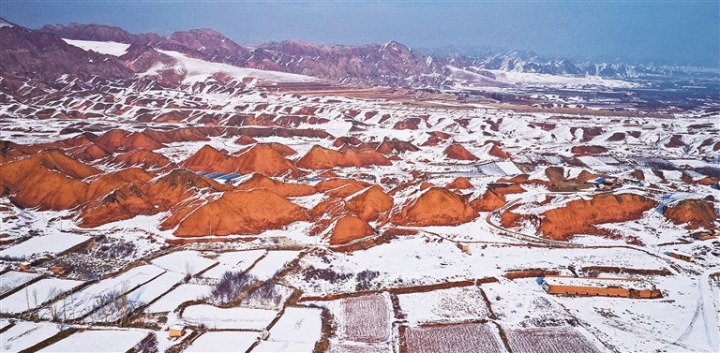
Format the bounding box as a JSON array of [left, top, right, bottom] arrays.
[[2, 0, 718, 65]]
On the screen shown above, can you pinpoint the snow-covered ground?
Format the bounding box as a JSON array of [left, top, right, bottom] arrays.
[[145, 283, 210, 313], [0, 233, 89, 259], [185, 331, 260, 353], [37, 329, 150, 352], [181, 304, 278, 330], [0, 321, 60, 352], [0, 278, 84, 314]]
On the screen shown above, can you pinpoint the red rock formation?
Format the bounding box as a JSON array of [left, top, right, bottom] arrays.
[[142, 128, 210, 143], [446, 177, 473, 190], [236, 173, 316, 197], [174, 189, 307, 236], [112, 149, 174, 170], [488, 144, 510, 159], [235, 134, 258, 145], [664, 199, 718, 229], [0, 150, 101, 210], [94, 129, 165, 152], [376, 139, 420, 155], [419, 182, 435, 191], [392, 187, 478, 226], [538, 193, 657, 240], [183, 144, 299, 177], [315, 178, 371, 198], [471, 190, 506, 212], [296, 145, 391, 170], [146, 169, 231, 209], [571, 145, 608, 155], [266, 142, 297, 157], [345, 185, 394, 222], [79, 184, 156, 227], [85, 168, 155, 200], [330, 215, 375, 245], [444, 143, 478, 161]]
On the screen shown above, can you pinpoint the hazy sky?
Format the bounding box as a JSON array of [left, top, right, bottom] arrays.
[[2, 0, 718, 65]]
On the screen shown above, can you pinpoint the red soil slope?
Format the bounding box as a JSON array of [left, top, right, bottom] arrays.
[[112, 149, 174, 170], [315, 178, 371, 198], [296, 145, 391, 169], [444, 143, 478, 160], [330, 215, 375, 245], [85, 168, 155, 200], [446, 177, 474, 190], [174, 189, 307, 236], [471, 190, 506, 212], [345, 185, 394, 222], [236, 173, 316, 197], [538, 193, 657, 240], [392, 187, 478, 226], [664, 199, 718, 229]]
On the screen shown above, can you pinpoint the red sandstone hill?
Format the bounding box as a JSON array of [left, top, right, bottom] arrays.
[[174, 188, 307, 237], [79, 184, 156, 227], [330, 215, 375, 245], [345, 185, 394, 222], [0, 150, 101, 210], [85, 168, 155, 200], [392, 187, 478, 226], [145, 169, 231, 209], [446, 177, 474, 190], [571, 145, 608, 156], [111, 149, 175, 170], [183, 144, 300, 177], [314, 178, 371, 198], [94, 129, 166, 152], [444, 143, 478, 161], [295, 145, 391, 170], [488, 144, 511, 159], [141, 128, 210, 143], [537, 193, 657, 240], [471, 190, 506, 212], [376, 139, 420, 155], [236, 173, 316, 197], [664, 199, 718, 229], [235, 134, 258, 145]]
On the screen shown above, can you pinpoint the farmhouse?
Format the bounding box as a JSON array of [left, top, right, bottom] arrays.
[[168, 324, 186, 338], [667, 250, 694, 262], [19, 262, 32, 271], [541, 276, 661, 299]]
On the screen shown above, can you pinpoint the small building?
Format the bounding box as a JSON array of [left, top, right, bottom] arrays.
[[169, 324, 186, 338], [541, 276, 661, 299], [49, 266, 65, 276], [19, 262, 32, 271], [457, 243, 471, 255], [667, 250, 694, 262]]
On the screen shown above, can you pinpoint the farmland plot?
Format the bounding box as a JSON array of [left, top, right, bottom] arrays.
[[145, 283, 210, 313], [185, 331, 260, 353], [247, 250, 300, 281], [0, 321, 60, 353], [483, 280, 572, 327], [329, 341, 391, 353], [397, 286, 491, 324], [505, 327, 604, 353], [252, 341, 317, 353], [124, 271, 185, 308], [0, 233, 88, 259], [0, 271, 40, 296], [0, 319, 11, 330], [182, 304, 278, 330], [201, 250, 266, 279], [339, 293, 392, 342], [268, 307, 323, 344], [0, 278, 84, 314], [37, 329, 150, 352], [150, 250, 216, 276], [404, 322, 506, 353], [39, 264, 164, 320]]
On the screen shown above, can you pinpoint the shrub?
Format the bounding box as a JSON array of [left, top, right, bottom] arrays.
[[210, 271, 257, 304], [355, 270, 380, 291]]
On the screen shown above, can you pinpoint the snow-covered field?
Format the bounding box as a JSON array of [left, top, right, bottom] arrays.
[[267, 307, 324, 344], [398, 286, 491, 324], [200, 250, 267, 279], [0, 321, 60, 352], [145, 283, 210, 313], [150, 250, 217, 276], [0, 233, 88, 259], [185, 331, 260, 353], [0, 278, 84, 313], [182, 304, 278, 330], [0, 271, 40, 296], [247, 250, 301, 281], [37, 329, 150, 352]]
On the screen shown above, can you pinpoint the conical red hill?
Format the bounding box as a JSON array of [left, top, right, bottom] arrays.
[[538, 193, 657, 240], [79, 184, 155, 228], [237, 173, 316, 197], [664, 199, 718, 229], [95, 129, 165, 152], [446, 177, 474, 190], [346, 185, 394, 222], [296, 145, 391, 170], [146, 169, 231, 209], [392, 187, 478, 226], [235, 134, 258, 145], [0, 141, 45, 163], [471, 190, 506, 212], [235, 144, 300, 177], [376, 139, 420, 155], [72, 144, 111, 161], [266, 142, 297, 157], [142, 128, 209, 143], [86, 168, 155, 200], [444, 143, 479, 160], [0, 150, 99, 210], [488, 144, 510, 159], [330, 214, 375, 245], [182, 145, 238, 173], [112, 149, 174, 171], [174, 189, 308, 237], [315, 178, 371, 198]]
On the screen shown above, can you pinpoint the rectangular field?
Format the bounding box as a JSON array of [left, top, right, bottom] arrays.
[[0, 278, 84, 314], [339, 293, 392, 342], [37, 329, 150, 352], [0, 270, 41, 296], [397, 286, 491, 324], [505, 327, 603, 353], [200, 250, 266, 279], [404, 322, 506, 353], [185, 331, 259, 353], [0, 233, 88, 259], [150, 250, 216, 276], [145, 283, 210, 313], [246, 250, 300, 281], [0, 321, 60, 352], [182, 304, 278, 330]]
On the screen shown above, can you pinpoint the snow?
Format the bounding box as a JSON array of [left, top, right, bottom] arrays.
[[185, 331, 260, 353], [247, 250, 301, 281], [0, 321, 60, 353], [62, 39, 131, 57], [398, 286, 491, 324], [40, 264, 164, 320], [0, 278, 84, 314], [182, 304, 278, 330], [267, 307, 323, 343], [154, 50, 316, 84], [0, 233, 89, 259], [252, 340, 317, 353], [201, 250, 267, 279], [124, 271, 186, 307], [487, 69, 638, 88], [150, 250, 217, 276], [38, 329, 150, 352], [0, 271, 40, 296], [146, 283, 210, 313]]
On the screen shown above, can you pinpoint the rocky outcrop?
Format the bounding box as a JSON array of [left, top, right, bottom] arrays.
[[664, 199, 718, 229], [444, 143, 478, 161], [296, 145, 391, 170], [330, 215, 375, 245], [236, 173, 316, 197], [392, 187, 478, 226]]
